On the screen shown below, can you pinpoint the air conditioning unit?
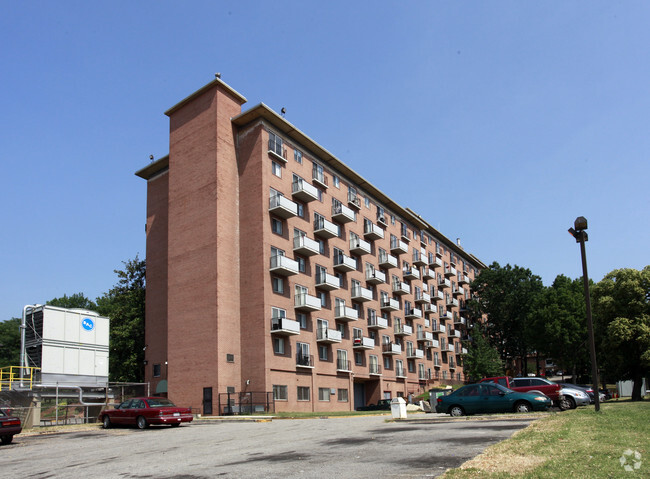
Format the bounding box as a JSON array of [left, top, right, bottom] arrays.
[[378, 216, 386, 223]]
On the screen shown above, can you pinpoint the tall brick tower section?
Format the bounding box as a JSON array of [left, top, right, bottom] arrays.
[[160, 79, 246, 410]]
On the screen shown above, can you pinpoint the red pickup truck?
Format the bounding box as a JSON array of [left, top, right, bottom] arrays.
[[480, 377, 569, 410]]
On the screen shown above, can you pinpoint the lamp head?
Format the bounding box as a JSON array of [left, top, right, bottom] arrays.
[[574, 216, 588, 231]]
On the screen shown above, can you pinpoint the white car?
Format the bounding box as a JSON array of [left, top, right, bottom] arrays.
[[559, 387, 591, 409]]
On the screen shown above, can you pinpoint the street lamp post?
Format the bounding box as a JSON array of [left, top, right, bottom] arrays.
[[568, 216, 600, 412]]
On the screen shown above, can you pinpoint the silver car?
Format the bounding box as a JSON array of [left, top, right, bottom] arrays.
[[559, 387, 591, 409]]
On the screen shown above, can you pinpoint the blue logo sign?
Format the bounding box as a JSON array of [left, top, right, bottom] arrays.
[[82, 318, 95, 332]]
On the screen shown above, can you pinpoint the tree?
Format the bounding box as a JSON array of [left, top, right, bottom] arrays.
[[462, 323, 504, 381], [529, 275, 589, 378], [96, 256, 146, 383], [470, 262, 544, 375], [47, 292, 97, 310], [592, 266, 650, 401], [0, 318, 21, 368]]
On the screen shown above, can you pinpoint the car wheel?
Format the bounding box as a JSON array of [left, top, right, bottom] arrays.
[[102, 416, 112, 429], [1, 435, 13, 445], [566, 396, 576, 409], [514, 401, 531, 413], [136, 416, 148, 430], [449, 405, 465, 417], [559, 396, 572, 411]]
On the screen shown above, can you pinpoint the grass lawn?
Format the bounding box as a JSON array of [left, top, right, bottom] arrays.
[[443, 400, 649, 478]]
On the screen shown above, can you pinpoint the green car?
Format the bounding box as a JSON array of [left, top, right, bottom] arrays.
[[435, 383, 552, 416]]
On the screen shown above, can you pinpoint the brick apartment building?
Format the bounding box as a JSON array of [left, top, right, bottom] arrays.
[[136, 77, 486, 414]]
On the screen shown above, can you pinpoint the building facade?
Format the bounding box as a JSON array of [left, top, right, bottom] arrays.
[[136, 78, 486, 413]]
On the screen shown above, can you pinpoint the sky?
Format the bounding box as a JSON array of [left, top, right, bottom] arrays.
[[1, 1, 649, 321]]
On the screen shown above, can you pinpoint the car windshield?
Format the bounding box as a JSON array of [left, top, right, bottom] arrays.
[[146, 398, 176, 408], [493, 384, 514, 394]]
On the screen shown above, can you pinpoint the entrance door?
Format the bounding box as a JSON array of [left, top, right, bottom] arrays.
[[203, 387, 213, 415], [354, 382, 365, 409]]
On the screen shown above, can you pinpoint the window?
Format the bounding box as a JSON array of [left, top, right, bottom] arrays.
[[271, 161, 282, 178], [337, 349, 348, 371], [408, 359, 415, 373], [318, 291, 327, 307], [273, 337, 285, 354], [337, 322, 345, 339], [364, 196, 370, 208], [338, 389, 349, 402], [384, 356, 391, 370], [297, 342, 310, 362], [296, 256, 306, 273], [333, 175, 340, 188], [294, 149, 303, 164], [271, 218, 283, 235], [317, 188, 324, 202], [272, 277, 284, 294], [319, 344, 328, 361], [391, 215, 395, 225], [355, 351, 363, 366], [273, 385, 288, 401], [296, 202, 304, 218], [297, 312, 307, 329], [226, 354, 235, 363], [319, 388, 330, 401], [153, 364, 161, 377], [297, 386, 310, 401], [268, 131, 283, 155], [377, 206, 385, 222]]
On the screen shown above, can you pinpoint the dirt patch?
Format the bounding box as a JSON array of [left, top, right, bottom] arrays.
[[460, 452, 547, 473]]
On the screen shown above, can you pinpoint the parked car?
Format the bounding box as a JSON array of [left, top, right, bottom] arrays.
[[356, 399, 392, 411], [480, 376, 567, 409], [435, 383, 552, 416], [0, 409, 22, 445], [558, 386, 591, 408], [553, 383, 596, 405], [100, 397, 193, 429]]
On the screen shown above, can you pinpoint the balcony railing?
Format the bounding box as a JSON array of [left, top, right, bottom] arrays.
[[313, 217, 339, 239], [438, 278, 451, 289], [392, 281, 410, 295], [366, 269, 386, 284], [335, 305, 358, 322], [270, 317, 300, 335], [403, 268, 420, 281], [395, 367, 407, 378], [353, 336, 375, 350], [294, 293, 322, 312], [349, 237, 371, 255], [369, 363, 382, 375], [415, 292, 431, 304], [351, 284, 373, 302], [405, 307, 422, 320], [315, 271, 340, 290], [394, 324, 413, 336], [422, 268, 436, 280], [378, 252, 398, 269], [380, 298, 400, 311], [417, 331, 434, 342], [332, 203, 355, 223], [382, 342, 401, 355], [406, 348, 425, 359], [431, 290, 445, 301], [312, 168, 328, 189], [333, 253, 357, 272], [291, 179, 319, 202], [316, 327, 342, 343], [337, 358, 352, 372], [444, 266, 458, 278], [429, 256, 443, 269], [269, 195, 298, 219], [413, 250, 427, 267], [296, 354, 314, 368], [268, 138, 287, 163], [368, 316, 389, 329], [269, 255, 299, 276], [293, 235, 320, 256], [348, 192, 361, 209], [364, 221, 384, 240], [390, 238, 408, 255]]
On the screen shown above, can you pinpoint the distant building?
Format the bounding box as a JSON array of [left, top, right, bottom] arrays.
[[136, 78, 485, 413]]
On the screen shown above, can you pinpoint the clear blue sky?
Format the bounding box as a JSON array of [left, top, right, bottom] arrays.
[[2, 1, 649, 321]]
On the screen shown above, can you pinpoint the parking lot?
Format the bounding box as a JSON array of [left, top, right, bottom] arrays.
[[3, 414, 537, 478]]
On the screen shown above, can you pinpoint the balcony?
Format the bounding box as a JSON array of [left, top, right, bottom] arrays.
[[313, 217, 339, 239], [293, 235, 320, 256], [294, 293, 322, 312], [429, 256, 443, 269], [377, 215, 388, 228], [368, 316, 389, 329], [269, 195, 298, 219], [337, 358, 352, 372], [405, 308, 423, 320], [431, 290, 444, 302], [335, 305, 358, 322], [291, 179, 319, 202], [392, 281, 410, 296], [438, 278, 451, 289], [433, 359, 442, 368], [460, 347, 468, 355], [364, 221, 384, 240], [270, 255, 299, 276], [382, 342, 401, 355], [348, 192, 361, 210], [312, 169, 328, 189], [332, 203, 355, 223], [353, 336, 375, 350], [415, 292, 431, 304], [369, 363, 382, 376], [413, 250, 427, 267], [315, 271, 340, 291], [454, 316, 467, 327], [446, 297, 459, 308], [432, 324, 446, 334], [394, 324, 413, 336], [440, 310, 453, 320], [459, 274, 471, 285], [406, 348, 425, 359], [430, 339, 440, 349], [422, 268, 436, 280], [270, 317, 300, 336], [395, 367, 407, 379], [351, 284, 373, 302], [403, 268, 420, 281], [316, 327, 342, 344], [333, 253, 357, 272], [444, 266, 458, 278], [448, 329, 461, 339], [268, 138, 287, 163], [381, 298, 400, 312], [422, 303, 437, 314], [349, 237, 371, 256], [448, 361, 456, 370], [366, 269, 386, 285], [443, 344, 455, 353], [390, 239, 408, 255], [453, 286, 465, 297], [417, 331, 434, 342], [296, 354, 314, 369], [378, 252, 398, 269]]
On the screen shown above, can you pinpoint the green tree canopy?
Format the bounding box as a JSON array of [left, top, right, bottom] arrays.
[[0, 318, 21, 368], [592, 266, 650, 401], [96, 256, 146, 383], [529, 275, 589, 378], [462, 323, 503, 381], [47, 292, 97, 310], [470, 262, 544, 375]]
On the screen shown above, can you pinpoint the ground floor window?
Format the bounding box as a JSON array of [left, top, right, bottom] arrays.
[[338, 389, 348, 402], [297, 386, 310, 401], [273, 385, 287, 401], [319, 388, 330, 401]]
